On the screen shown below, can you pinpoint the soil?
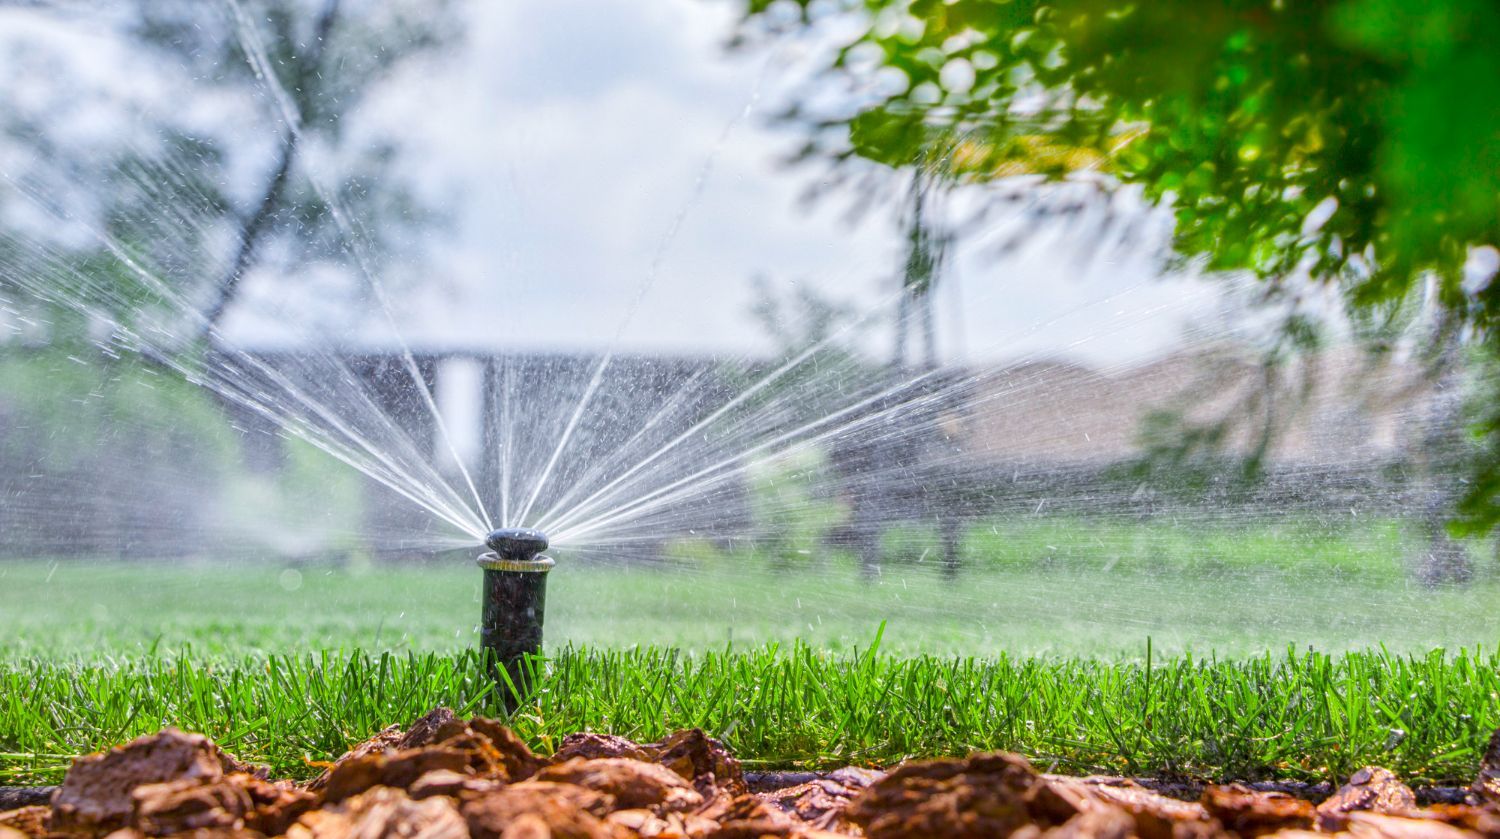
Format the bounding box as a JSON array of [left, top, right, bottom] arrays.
[[5, 711, 1500, 839]]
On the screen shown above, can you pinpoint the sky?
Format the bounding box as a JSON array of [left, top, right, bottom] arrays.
[[1, 0, 1235, 369], [369, 0, 1228, 367]]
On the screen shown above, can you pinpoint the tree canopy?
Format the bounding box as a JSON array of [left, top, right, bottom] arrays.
[[742, 0, 1500, 531], [0, 0, 454, 345]]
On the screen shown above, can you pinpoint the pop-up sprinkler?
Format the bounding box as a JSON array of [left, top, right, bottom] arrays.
[[478, 527, 553, 705]]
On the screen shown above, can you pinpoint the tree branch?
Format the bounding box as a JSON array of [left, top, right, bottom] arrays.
[[197, 0, 342, 344]]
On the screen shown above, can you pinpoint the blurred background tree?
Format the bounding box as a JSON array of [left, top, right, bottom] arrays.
[[0, 0, 456, 345], [738, 0, 1500, 537], [0, 0, 455, 559]]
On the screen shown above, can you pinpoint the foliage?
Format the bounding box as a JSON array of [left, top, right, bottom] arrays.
[[1118, 321, 1329, 499], [3, 643, 1499, 785], [0, 349, 365, 559], [0, 350, 244, 557], [744, 448, 847, 569], [0, 351, 238, 472], [740, 0, 1500, 529], [734, 277, 880, 561], [742, 274, 875, 418], [0, 0, 456, 343], [1459, 342, 1500, 527], [0, 1, 431, 559], [220, 436, 368, 561]]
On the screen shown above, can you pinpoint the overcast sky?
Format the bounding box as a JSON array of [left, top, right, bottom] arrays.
[[5, 0, 1236, 369], [366, 0, 1230, 367]]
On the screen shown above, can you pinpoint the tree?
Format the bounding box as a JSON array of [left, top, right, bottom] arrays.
[[0, 0, 455, 346], [738, 0, 1500, 532], [893, 168, 951, 371], [0, 0, 457, 559]]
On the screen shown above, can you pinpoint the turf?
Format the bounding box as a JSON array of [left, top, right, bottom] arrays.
[[2, 516, 1498, 657], [3, 643, 1497, 787], [3, 516, 1499, 787]]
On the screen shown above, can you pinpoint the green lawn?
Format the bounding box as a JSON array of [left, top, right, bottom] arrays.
[[2, 516, 1499, 786], [3, 517, 1497, 657], [3, 645, 1497, 786]]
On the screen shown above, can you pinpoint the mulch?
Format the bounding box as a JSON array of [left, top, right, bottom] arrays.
[[5, 711, 1500, 838]]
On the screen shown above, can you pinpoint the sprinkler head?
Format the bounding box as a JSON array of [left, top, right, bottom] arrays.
[[477, 527, 554, 709], [485, 527, 549, 561]]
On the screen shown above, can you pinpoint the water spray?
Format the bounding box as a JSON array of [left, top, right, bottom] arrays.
[[477, 527, 553, 705]]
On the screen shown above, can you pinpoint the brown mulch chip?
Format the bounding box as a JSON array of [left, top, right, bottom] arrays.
[[1316, 768, 1419, 831], [533, 759, 703, 814], [460, 782, 616, 839], [1474, 729, 1500, 806], [290, 785, 466, 839], [50, 728, 246, 834], [758, 768, 882, 833], [847, 750, 1089, 839], [19, 714, 1500, 839], [0, 807, 47, 838], [1203, 784, 1316, 838], [552, 735, 651, 766]]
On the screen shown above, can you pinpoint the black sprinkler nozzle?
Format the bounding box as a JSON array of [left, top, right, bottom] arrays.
[[485, 527, 549, 560], [477, 527, 554, 709]]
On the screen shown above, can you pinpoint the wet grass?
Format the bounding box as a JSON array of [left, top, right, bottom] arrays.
[[2, 519, 1499, 658], [3, 517, 1498, 786], [2, 641, 1497, 786]]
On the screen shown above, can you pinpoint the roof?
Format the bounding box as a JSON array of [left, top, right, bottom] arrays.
[[956, 345, 1437, 468]]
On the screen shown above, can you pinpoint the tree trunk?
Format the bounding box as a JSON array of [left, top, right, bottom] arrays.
[[198, 133, 298, 340], [1414, 318, 1472, 586], [197, 0, 342, 343]]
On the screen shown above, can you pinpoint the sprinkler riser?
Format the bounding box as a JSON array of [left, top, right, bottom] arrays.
[[477, 528, 554, 708], [479, 561, 550, 663]]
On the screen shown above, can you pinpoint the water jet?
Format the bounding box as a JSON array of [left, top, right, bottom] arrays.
[[477, 527, 553, 705]]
